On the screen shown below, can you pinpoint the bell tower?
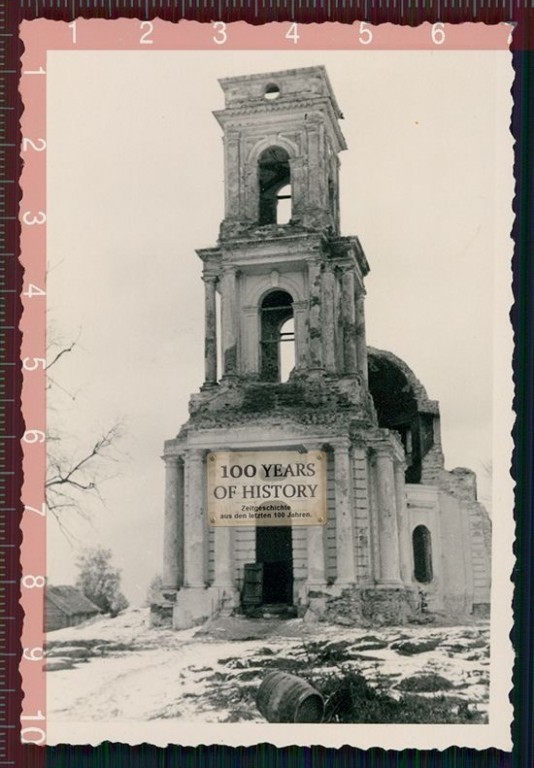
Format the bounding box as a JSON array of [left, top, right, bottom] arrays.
[[197, 65, 371, 391], [216, 66, 345, 238], [159, 67, 413, 631]]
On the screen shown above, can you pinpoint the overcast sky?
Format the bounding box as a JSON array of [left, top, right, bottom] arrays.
[[46, 49, 513, 605]]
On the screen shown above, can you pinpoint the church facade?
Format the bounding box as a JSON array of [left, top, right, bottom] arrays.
[[155, 67, 491, 629]]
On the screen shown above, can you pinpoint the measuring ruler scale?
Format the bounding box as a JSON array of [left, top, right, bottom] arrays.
[[0, 1, 529, 765]]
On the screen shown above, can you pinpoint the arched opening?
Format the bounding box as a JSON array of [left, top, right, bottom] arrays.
[[260, 290, 294, 382], [412, 525, 433, 583], [258, 146, 291, 225], [368, 349, 437, 484], [264, 83, 281, 100]]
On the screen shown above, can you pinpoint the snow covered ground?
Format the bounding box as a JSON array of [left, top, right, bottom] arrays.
[[45, 606, 490, 745]]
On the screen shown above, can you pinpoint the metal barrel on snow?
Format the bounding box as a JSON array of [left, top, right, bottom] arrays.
[[256, 671, 324, 723]]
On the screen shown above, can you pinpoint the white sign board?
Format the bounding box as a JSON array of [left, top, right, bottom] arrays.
[[207, 450, 327, 526]]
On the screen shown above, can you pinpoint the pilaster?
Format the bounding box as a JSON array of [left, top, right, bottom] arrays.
[[241, 304, 259, 374], [221, 266, 238, 377], [322, 263, 337, 373], [183, 449, 207, 588], [293, 300, 308, 370], [333, 439, 356, 585], [162, 455, 184, 591], [224, 130, 241, 219], [307, 260, 324, 371], [375, 446, 402, 585], [202, 274, 218, 387], [355, 293, 368, 384], [341, 267, 357, 374], [395, 461, 412, 584]]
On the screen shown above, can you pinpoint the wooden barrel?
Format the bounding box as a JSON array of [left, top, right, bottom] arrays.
[[256, 671, 324, 723]]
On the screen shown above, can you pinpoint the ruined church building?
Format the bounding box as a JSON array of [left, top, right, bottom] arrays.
[[156, 67, 491, 628]]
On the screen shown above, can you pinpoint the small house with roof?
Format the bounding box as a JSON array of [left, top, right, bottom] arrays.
[[45, 585, 102, 632]]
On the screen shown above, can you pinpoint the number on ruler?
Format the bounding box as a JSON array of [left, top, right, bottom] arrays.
[[286, 22, 299, 44], [24, 503, 46, 517], [22, 430, 45, 444], [23, 357, 46, 371], [23, 66, 46, 76], [140, 21, 154, 44], [22, 711, 45, 721], [68, 20, 77, 45], [22, 138, 46, 153], [22, 575, 46, 589], [22, 211, 46, 226], [432, 22, 445, 45], [23, 284, 46, 298], [21, 711, 46, 745], [212, 21, 227, 45], [21, 727, 46, 745], [358, 21, 373, 45], [23, 647, 44, 661]]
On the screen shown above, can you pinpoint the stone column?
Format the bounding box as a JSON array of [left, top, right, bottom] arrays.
[[221, 266, 238, 377], [395, 461, 412, 584], [375, 447, 402, 584], [322, 264, 337, 373], [162, 455, 184, 590], [307, 446, 327, 587], [243, 161, 258, 222], [305, 123, 322, 208], [214, 527, 234, 588], [367, 453, 381, 582], [241, 305, 258, 375], [334, 440, 356, 585], [355, 293, 368, 384], [341, 268, 357, 374], [183, 450, 206, 588], [224, 131, 240, 219], [307, 261, 324, 371], [202, 274, 218, 387], [293, 301, 307, 370], [290, 157, 305, 217]]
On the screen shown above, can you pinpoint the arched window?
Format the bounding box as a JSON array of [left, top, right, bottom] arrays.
[[258, 146, 291, 225], [260, 290, 294, 382], [412, 525, 433, 583]]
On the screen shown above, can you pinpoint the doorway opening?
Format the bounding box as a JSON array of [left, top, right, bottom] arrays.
[[256, 526, 293, 604]]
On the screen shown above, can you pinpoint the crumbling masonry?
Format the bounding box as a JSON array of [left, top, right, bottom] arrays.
[[154, 67, 491, 629]]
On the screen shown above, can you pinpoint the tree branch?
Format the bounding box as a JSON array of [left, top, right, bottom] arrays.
[[46, 332, 80, 371]]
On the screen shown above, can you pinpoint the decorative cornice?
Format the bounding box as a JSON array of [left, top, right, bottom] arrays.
[[213, 98, 347, 152], [218, 65, 343, 117], [161, 453, 184, 465]]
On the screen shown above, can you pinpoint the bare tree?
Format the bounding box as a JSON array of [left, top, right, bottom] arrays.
[[45, 334, 124, 539]]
